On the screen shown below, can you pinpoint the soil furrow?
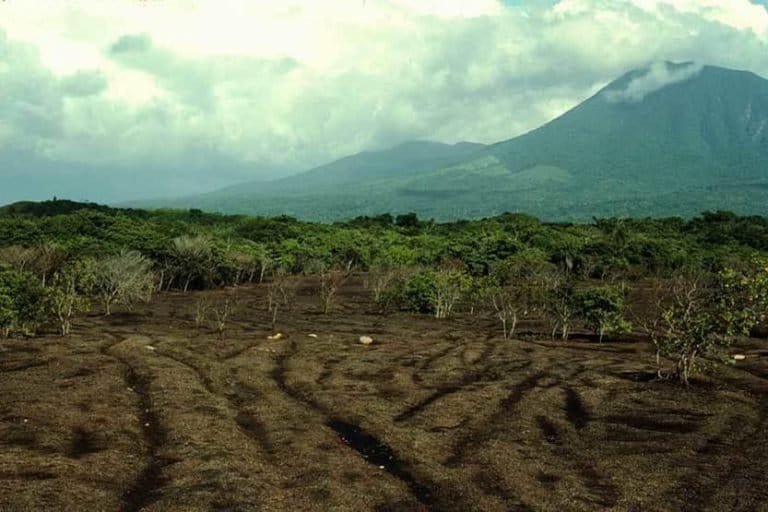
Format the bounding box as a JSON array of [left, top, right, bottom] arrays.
[[117, 365, 169, 512]]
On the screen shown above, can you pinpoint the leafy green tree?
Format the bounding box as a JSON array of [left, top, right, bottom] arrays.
[[0, 268, 47, 336], [381, 270, 438, 314], [654, 259, 768, 384], [574, 286, 631, 342]]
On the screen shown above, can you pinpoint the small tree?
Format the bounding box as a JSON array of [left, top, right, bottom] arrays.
[[81, 250, 155, 316], [315, 263, 349, 314], [253, 245, 272, 284], [0, 293, 15, 338], [227, 249, 253, 286], [544, 273, 576, 340], [211, 295, 237, 337], [378, 270, 441, 315], [0, 246, 36, 273], [485, 254, 550, 340], [487, 284, 520, 340], [633, 279, 674, 378], [267, 268, 296, 333], [574, 286, 631, 342], [193, 297, 210, 328], [366, 266, 400, 304], [171, 235, 215, 291], [46, 267, 90, 336], [653, 260, 768, 385], [433, 269, 471, 319], [30, 243, 67, 287], [0, 267, 47, 336]]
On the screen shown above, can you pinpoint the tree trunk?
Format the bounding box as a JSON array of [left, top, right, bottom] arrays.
[[271, 304, 279, 333]]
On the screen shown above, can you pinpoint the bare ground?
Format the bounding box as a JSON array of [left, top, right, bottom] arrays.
[[1, 278, 767, 511]]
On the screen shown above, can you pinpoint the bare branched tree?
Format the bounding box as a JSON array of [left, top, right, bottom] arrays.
[[46, 268, 89, 336], [80, 250, 155, 316], [267, 269, 296, 333], [318, 265, 349, 314], [211, 295, 237, 337], [367, 267, 399, 303], [433, 269, 470, 320]]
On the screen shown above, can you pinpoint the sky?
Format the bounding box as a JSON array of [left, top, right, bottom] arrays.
[[1, 0, 768, 202]]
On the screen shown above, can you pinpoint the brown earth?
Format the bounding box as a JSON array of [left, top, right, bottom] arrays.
[[1, 277, 767, 512]]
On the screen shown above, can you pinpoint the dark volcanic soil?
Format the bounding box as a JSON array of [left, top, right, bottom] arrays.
[[1, 277, 767, 511]]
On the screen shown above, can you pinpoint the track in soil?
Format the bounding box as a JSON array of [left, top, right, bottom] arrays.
[[2, 279, 768, 511]]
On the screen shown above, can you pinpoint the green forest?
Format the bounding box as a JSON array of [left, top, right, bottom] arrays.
[[2, 200, 768, 385]]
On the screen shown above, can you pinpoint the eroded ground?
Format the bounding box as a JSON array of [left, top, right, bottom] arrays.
[[1, 278, 767, 511]]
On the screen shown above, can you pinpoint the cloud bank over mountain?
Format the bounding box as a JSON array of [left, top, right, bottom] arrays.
[[1, 0, 767, 201]]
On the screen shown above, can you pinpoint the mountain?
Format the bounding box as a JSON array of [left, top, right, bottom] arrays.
[[133, 140, 487, 215], [137, 63, 768, 221]]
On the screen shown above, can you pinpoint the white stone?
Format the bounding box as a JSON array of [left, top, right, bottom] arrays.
[[359, 336, 374, 345]]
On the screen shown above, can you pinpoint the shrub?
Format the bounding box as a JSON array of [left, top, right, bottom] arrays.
[[0, 268, 48, 336], [574, 286, 631, 342], [379, 270, 438, 314], [375, 268, 470, 318]]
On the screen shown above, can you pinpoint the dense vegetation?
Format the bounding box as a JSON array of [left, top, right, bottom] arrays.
[[1, 200, 768, 384]]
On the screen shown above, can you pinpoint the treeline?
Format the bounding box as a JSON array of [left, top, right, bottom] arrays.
[[1, 201, 768, 384]]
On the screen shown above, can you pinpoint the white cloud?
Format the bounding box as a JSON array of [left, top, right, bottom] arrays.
[[0, 0, 767, 199], [603, 61, 704, 103]]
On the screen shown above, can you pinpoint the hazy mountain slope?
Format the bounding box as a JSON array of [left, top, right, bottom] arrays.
[[137, 140, 486, 209], [135, 63, 768, 221]]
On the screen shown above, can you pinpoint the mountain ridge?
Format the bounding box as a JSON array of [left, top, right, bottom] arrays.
[[131, 62, 768, 221]]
